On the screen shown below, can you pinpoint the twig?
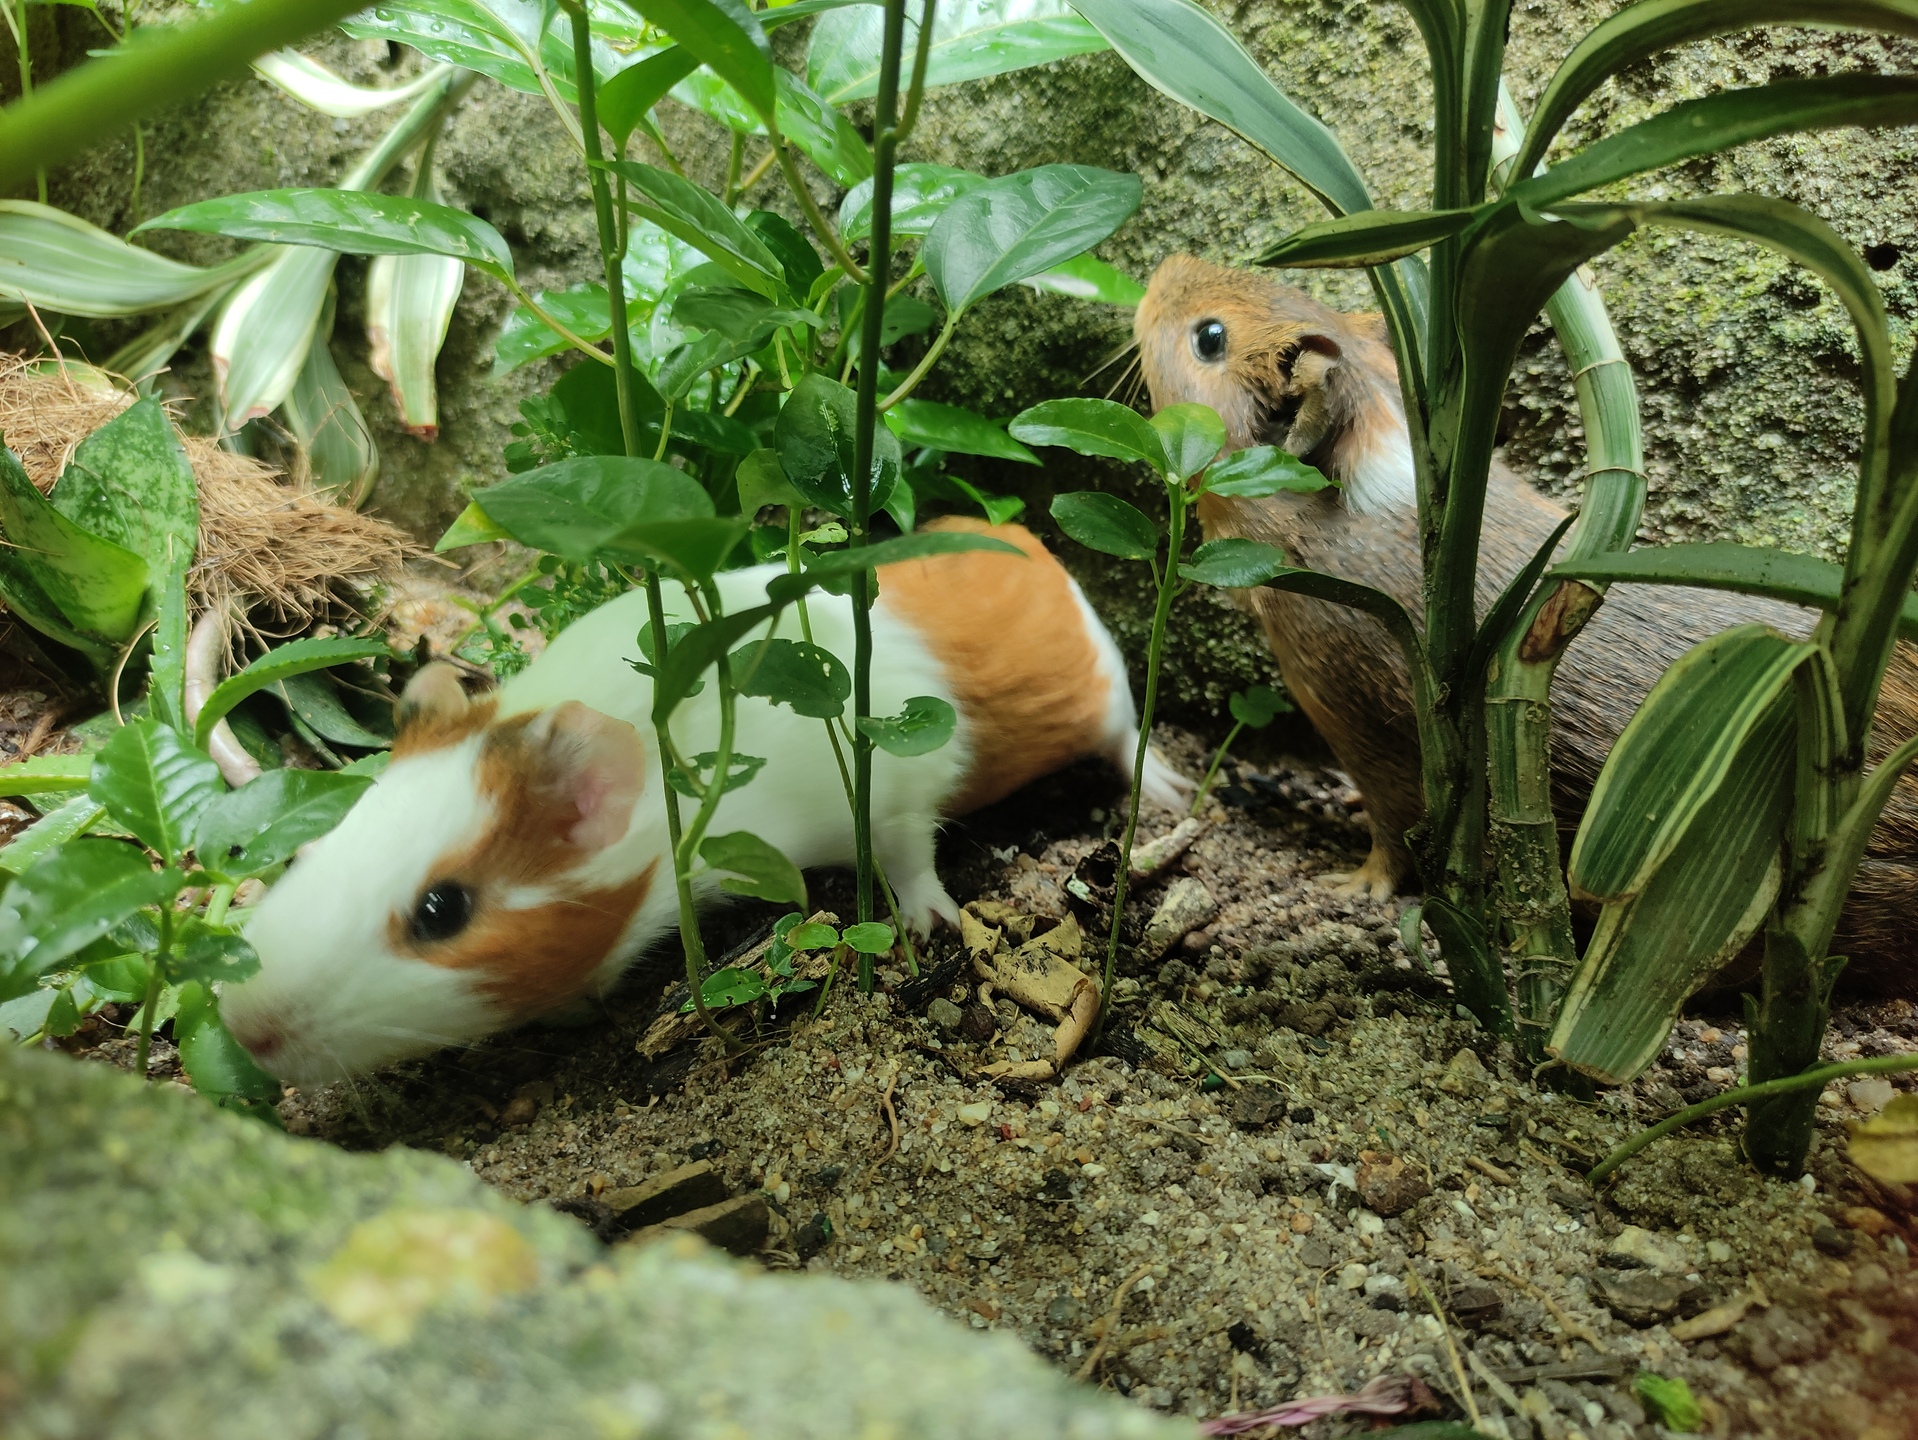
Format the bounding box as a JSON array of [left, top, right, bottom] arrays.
[[108, 618, 157, 727], [864, 1067, 901, 1186], [1466, 1154, 1515, 1185], [22, 300, 72, 391], [13, 703, 61, 761], [1476, 1259, 1606, 1352], [1405, 1265, 1482, 1431], [1075, 1262, 1157, 1382]]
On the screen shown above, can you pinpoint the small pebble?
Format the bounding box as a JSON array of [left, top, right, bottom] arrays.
[[957, 1101, 993, 1127], [927, 998, 964, 1032]]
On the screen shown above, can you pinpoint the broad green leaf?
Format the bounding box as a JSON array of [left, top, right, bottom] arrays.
[[840, 163, 987, 242], [904, 465, 1026, 525], [682, 966, 770, 1010], [175, 980, 283, 1112], [1150, 402, 1226, 480], [366, 176, 467, 439], [775, 372, 901, 518], [0, 795, 104, 875], [656, 329, 770, 402], [341, 0, 544, 94], [1229, 685, 1289, 728], [1257, 207, 1476, 269], [1023, 251, 1146, 306], [1010, 397, 1165, 472], [729, 637, 850, 718], [1049, 491, 1158, 561], [608, 160, 785, 298], [673, 286, 824, 341], [0, 987, 60, 1042], [139, 190, 516, 284], [0, 753, 93, 799], [194, 768, 373, 878], [736, 447, 808, 513], [0, 526, 112, 663], [89, 719, 224, 863], [210, 246, 337, 428], [774, 69, 872, 187], [1519, 74, 1918, 211], [699, 829, 808, 906], [667, 750, 768, 797], [253, 50, 449, 117], [606, 515, 753, 582], [0, 447, 147, 641], [0, 841, 184, 1002], [493, 282, 613, 375], [1068, 0, 1370, 216], [654, 605, 779, 723], [467, 456, 714, 567], [885, 400, 1038, 464], [1201, 446, 1332, 498], [282, 330, 380, 507], [1512, 0, 1918, 182], [841, 921, 895, 954], [167, 917, 263, 986], [435, 500, 512, 552], [744, 211, 825, 298], [194, 636, 391, 751], [54, 397, 200, 598], [856, 695, 957, 756], [0, 200, 259, 316], [274, 672, 394, 750], [627, 0, 775, 123], [786, 920, 839, 950], [923, 164, 1141, 315], [598, 46, 700, 147], [1570, 625, 1811, 901], [1178, 538, 1291, 588], [809, 0, 1107, 104]]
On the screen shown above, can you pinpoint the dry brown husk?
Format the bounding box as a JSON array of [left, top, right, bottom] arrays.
[[0, 355, 415, 639]]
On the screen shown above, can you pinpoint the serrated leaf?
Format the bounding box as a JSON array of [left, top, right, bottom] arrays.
[[729, 637, 850, 719], [856, 694, 956, 756], [1009, 396, 1165, 472], [0, 840, 184, 1002], [1178, 538, 1291, 588], [1049, 490, 1158, 561], [88, 719, 224, 863], [923, 164, 1141, 315], [809, 0, 1106, 103], [193, 767, 373, 878], [699, 830, 807, 906], [194, 636, 391, 752]]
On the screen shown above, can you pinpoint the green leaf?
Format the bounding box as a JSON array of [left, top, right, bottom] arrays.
[[609, 159, 786, 298], [808, 0, 1106, 103], [653, 605, 779, 723], [435, 499, 511, 553], [1229, 685, 1289, 728], [341, 0, 543, 94], [776, 529, 1025, 598], [1256, 207, 1476, 269], [493, 282, 612, 375], [839, 163, 986, 242], [468, 456, 715, 567], [1634, 1374, 1704, 1434], [1068, 0, 1371, 215], [139, 190, 516, 284], [672, 286, 824, 341], [273, 672, 394, 750], [744, 211, 825, 298], [786, 920, 839, 950], [905, 465, 1026, 525], [668, 751, 770, 799], [681, 966, 770, 1011], [1023, 251, 1146, 306], [0, 446, 148, 642], [699, 830, 808, 907], [885, 400, 1038, 465], [1149, 403, 1226, 480], [194, 768, 373, 878], [88, 719, 224, 864], [0, 795, 105, 876], [775, 372, 901, 518], [194, 636, 391, 752], [282, 332, 381, 507], [0, 841, 184, 1002], [0, 754, 94, 799], [628, 0, 775, 123], [1178, 538, 1291, 588], [0, 516, 114, 664], [656, 329, 771, 402], [174, 981, 283, 1114], [1200, 446, 1332, 498], [856, 695, 957, 756], [50, 396, 199, 590], [366, 188, 467, 440], [1009, 397, 1166, 472], [211, 245, 338, 428], [1049, 491, 1158, 561], [774, 69, 872, 187], [167, 917, 262, 986], [1519, 74, 1918, 211], [729, 637, 851, 719], [841, 921, 895, 955], [609, 515, 753, 583], [923, 164, 1141, 315], [0, 200, 257, 316], [736, 447, 808, 514], [599, 46, 701, 147], [1511, 0, 1918, 183]]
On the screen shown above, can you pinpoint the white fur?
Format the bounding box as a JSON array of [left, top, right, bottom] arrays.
[[1070, 577, 1192, 812], [1339, 405, 1419, 517]]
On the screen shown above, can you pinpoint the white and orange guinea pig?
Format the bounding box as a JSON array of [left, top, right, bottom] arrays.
[[221, 518, 1191, 1087]]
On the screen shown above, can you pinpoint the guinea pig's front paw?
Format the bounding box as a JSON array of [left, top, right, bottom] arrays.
[[891, 872, 961, 938], [1319, 849, 1401, 903]]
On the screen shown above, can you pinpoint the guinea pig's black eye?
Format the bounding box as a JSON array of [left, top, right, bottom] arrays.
[[1193, 319, 1227, 361], [409, 882, 474, 944]]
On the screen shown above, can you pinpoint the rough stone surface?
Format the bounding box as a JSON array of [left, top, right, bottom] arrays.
[[23, 4, 1918, 718], [0, 1044, 1188, 1439]]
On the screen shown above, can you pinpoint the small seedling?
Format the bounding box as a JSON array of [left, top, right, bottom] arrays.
[[1633, 1373, 1702, 1434], [1190, 684, 1291, 814]]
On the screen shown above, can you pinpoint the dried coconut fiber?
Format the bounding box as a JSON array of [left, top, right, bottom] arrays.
[[0, 355, 413, 636]]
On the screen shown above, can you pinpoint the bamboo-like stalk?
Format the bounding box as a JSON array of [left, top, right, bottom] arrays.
[[1483, 81, 1646, 1065]]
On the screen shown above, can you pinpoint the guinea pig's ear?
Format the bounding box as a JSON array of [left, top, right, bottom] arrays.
[[397, 663, 470, 731], [521, 702, 646, 852]]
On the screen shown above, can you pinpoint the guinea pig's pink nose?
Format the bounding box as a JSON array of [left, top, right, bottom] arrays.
[[230, 1019, 285, 1062]]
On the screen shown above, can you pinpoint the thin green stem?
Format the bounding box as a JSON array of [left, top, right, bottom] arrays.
[[203, 881, 236, 928], [506, 277, 616, 368], [879, 315, 954, 411], [723, 129, 744, 206], [777, 142, 868, 285], [133, 905, 173, 1081], [1189, 721, 1243, 816], [1589, 1051, 1918, 1187], [654, 400, 673, 460]]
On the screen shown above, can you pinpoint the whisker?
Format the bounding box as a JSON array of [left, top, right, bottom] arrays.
[[1081, 337, 1139, 388]]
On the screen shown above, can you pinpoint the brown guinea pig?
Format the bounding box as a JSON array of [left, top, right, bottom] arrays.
[[1136, 252, 1918, 996]]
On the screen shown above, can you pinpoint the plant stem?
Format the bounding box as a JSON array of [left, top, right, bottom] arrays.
[[133, 905, 173, 1081], [723, 129, 744, 206], [776, 141, 868, 286], [1189, 720, 1243, 816], [879, 315, 954, 411], [1098, 492, 1186, 1037], [1588, 1050, 1918, 1187]]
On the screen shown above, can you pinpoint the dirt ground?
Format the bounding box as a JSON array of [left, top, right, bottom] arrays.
[[22, 701, 1918, 1439]]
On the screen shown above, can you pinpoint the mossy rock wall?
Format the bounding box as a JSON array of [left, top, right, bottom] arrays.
[[27, 3, 1918, 721]]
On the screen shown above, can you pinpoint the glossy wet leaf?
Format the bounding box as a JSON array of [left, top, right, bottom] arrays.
[[1050, 491, 1158, 561], [808, 0, 1105, 104], [682, 965, 769, 1011], [0, 754, 93, 799], [841, 921, 895, 955], [1201, 446, 1331, 498], [0, 841, 184, 1002], [923, 164, 1141, 315], [0, 447, 147, 642], [175, 980, 283, 1113], [1009, 396, 1165, 472], [0, 795, 104, 876], [1229, 685, 1290, 728], [655, 329, 767, 401], [729, 637, 851, 719], [1178, 538, 1292, 588], [598, 46, 700, 147], [0, 200, 257, 316], [736, 447, 807, 513], [194, 636, 392, 751], [253, 50, 449, 117], [628, 0, 775, 122], [885, 399, 1038, 465], [1150, 403, 1226, 480], [282, 331, 381, 507], [839, 163, 986, 241], [1023, 251, 1145, 306], [167, 917, 263, 986], [672, 286, 824, 341], [55, 396, 202, 594], [194, 768, 374, 878], [141, 190, 516, 283], [744, 211, 825, 299], [775, 372, 901, 517], [856, 695, 957, 756], [88, 720, 223, 864], [1257, 208, 1476, 269], [775, 69, 872, 187], [341, 0, 544, 94], [609, 160, 785, 297], [493, 282, 612, 374], [606, 515, 752, 582], [468, 455, 714, 567], [699, 830, 808, 906]]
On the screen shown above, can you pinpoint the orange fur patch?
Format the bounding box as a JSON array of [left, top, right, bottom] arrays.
[[879, 517, 1110, 813], [391, 694, 498, 759]]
